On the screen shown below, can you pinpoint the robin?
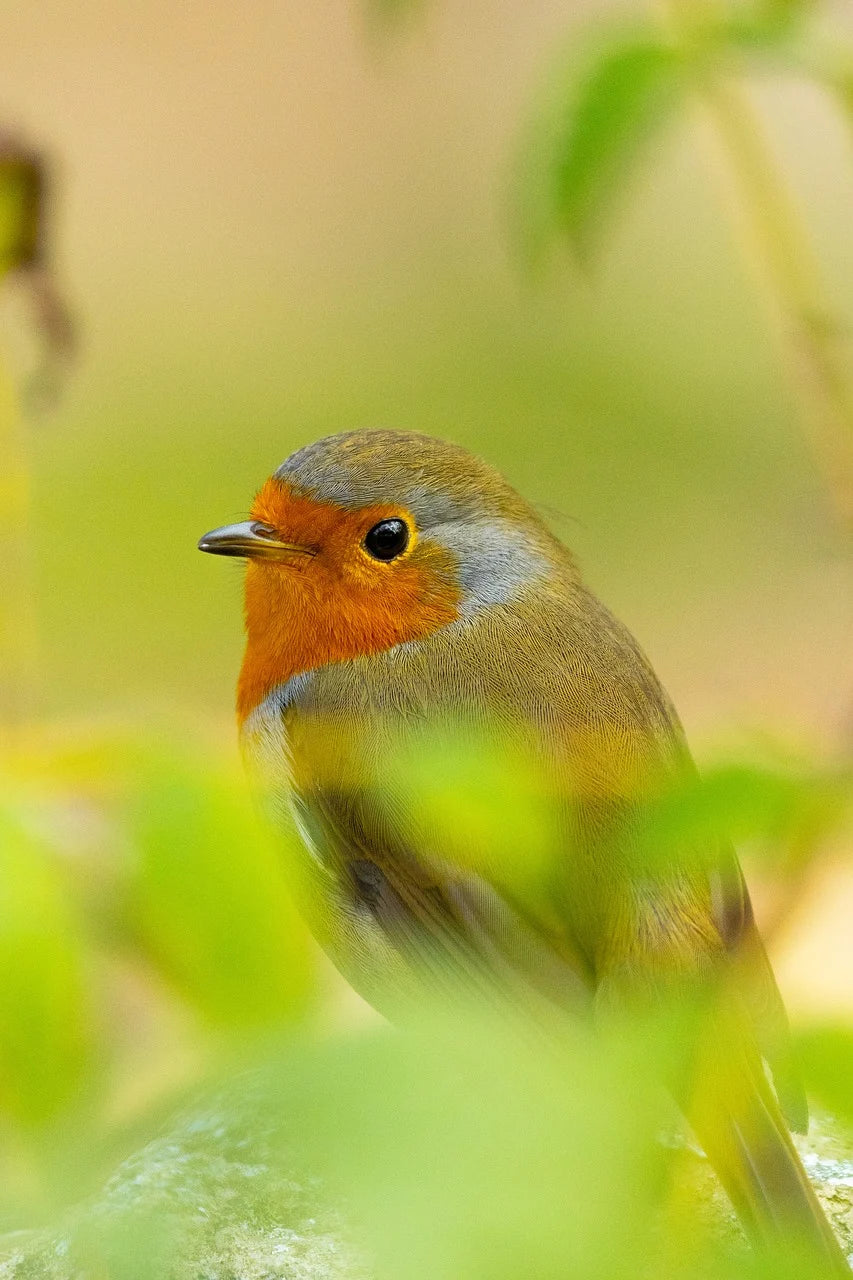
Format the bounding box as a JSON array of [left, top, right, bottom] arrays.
[[199, 428, 845, 1267]]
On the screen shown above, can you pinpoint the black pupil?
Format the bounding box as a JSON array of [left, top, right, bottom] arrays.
[[364, 519, 409, 561]]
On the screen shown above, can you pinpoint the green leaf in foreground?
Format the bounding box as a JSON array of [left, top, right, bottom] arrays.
[[631, 761, 850, 877], [127, 749, 312, 1030], [795, 1026, 853, 1127], [0, 800, 90, 1125], [543, 32, 684, 260]]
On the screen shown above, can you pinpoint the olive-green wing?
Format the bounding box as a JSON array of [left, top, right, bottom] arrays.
[[291, 782, 594, 1024]]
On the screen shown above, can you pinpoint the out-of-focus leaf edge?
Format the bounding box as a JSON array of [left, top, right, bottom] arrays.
[[718, 0, 818, 52], [511, 30, 686, 270], [794, 1026, 853, 1127]]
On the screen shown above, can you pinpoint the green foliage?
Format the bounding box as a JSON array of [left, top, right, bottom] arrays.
[[384, 720, 558, 893], [0, 798, 89, 1126], [16, 1000, 847, 1280], [631, 758, 851, 879], [0, 732, 317, 1226], [382, 717, 851, 901], [512, 0, 853, 280], [755, 0, 816, 26], [513, 28, 685, 266], [0, 723, 851, 1271], [127, 746, 311, 1029], [795, 1026, 853, 1126], [549, 34, 684, 260], [271, 1012, 670, 1280]]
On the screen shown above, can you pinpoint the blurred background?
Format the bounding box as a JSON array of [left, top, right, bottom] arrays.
[[1, 0, 853, 1264], [7, 0, 850, 733]]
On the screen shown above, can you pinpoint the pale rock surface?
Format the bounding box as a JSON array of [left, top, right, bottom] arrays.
[[0, 1092, 850, 1277]]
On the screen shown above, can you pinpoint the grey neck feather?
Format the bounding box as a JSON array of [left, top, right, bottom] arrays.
[[423, 518, 549, 618]]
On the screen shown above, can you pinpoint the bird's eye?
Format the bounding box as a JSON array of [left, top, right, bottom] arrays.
[[363, 518, 409, 562]]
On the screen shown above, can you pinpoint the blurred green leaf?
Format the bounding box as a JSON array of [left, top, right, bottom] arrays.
[[0, 798, 90, 1126], [631, 761, 850, 878], [261, 1008, 670, 1280], [794, 1025, 853, 1126], [721, 0, 818, 51], [127, 748, 312, 1030], [385, 721, 558, 894], [539, 32, 684, 261], [822, 63, 853, 135]]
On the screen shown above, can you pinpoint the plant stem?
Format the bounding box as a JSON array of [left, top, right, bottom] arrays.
[[665, 1, 853, 529], [0, 364, 38, 748], [706, 77, 853, 524]]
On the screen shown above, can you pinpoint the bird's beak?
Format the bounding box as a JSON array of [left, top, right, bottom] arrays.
[[197, 521, 315, 561]]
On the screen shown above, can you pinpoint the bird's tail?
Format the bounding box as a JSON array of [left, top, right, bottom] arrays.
[[686, 1038, 848, 1273]]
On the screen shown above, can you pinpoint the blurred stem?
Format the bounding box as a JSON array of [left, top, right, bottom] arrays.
[[0, 361, 38, 746], [703, 77, 853, 526], [663, 0, 853, 529]]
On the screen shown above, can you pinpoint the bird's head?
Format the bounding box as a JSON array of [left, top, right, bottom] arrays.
[[199, 430, 568, 718]]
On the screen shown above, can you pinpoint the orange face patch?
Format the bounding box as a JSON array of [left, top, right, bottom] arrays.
[[237, 478, 461, 719]]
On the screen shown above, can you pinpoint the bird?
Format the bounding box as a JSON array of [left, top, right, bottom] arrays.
[[199, 428, 846, 1268]]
